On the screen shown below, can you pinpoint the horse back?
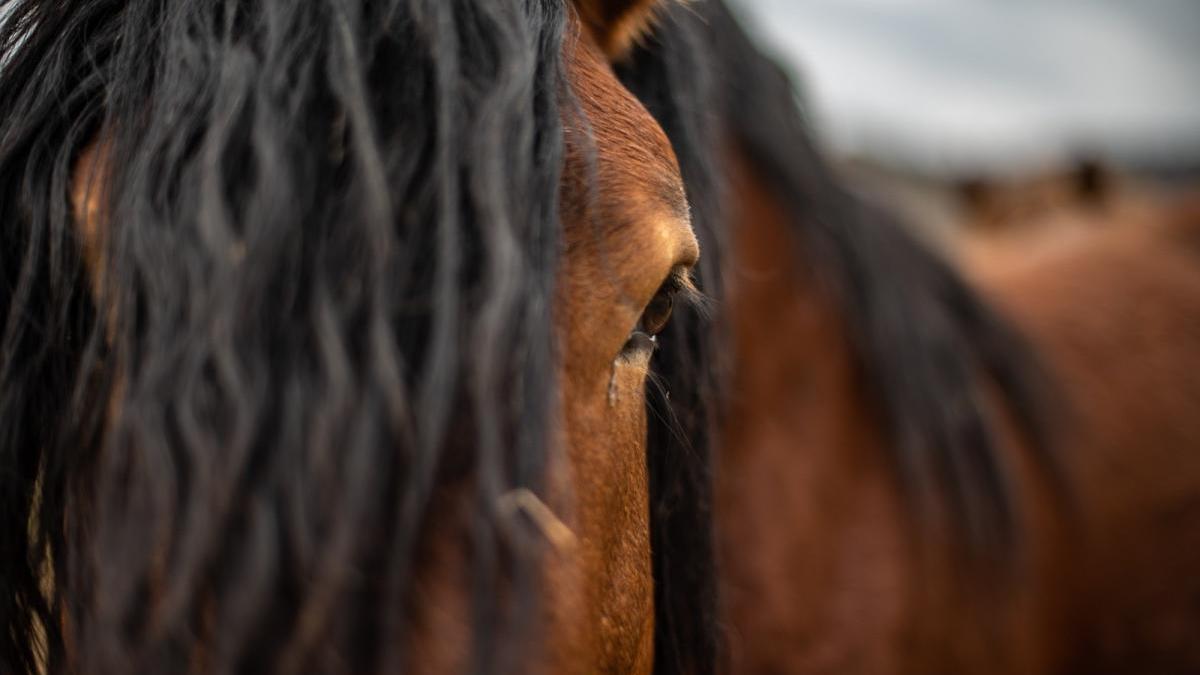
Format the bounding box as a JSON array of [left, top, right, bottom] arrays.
[[976, 194, 1200, 673]]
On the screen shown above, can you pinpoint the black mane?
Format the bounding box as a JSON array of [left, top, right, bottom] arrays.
[[0, 0, 583, 672], [622, 0, 1059, 579]]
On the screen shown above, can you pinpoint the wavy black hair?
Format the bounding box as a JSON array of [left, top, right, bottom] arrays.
[[0, 0, 598, 672]]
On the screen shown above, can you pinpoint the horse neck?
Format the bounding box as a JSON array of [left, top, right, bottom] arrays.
[[714, 149, 1074, 674], [970, 194, 1200, 672], [716, 150, 918, 672]]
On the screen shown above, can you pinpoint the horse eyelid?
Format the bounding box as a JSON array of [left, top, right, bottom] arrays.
[[638, 267, 705, 336], [622, 267, 706, 357], [665, 266, 708, 316]]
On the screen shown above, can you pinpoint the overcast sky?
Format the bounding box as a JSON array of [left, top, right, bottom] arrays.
[[736, 0, 1200, 173], [3, 2, 1196, 173]]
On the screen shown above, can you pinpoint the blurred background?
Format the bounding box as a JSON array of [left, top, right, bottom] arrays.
[[733, 0, 1200, 254]]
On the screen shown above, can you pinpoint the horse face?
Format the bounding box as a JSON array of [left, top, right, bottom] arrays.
[[542, 16, 699, 673], [64, 8, 695, 674]]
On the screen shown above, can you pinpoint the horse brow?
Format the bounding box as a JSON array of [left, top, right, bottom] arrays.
[[669, 266, 712, 318]]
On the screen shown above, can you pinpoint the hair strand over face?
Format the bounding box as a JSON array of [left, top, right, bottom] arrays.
[[0, 0, 579, 672]]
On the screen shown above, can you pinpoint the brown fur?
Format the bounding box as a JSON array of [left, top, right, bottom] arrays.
[[67, 17, 697, 675], [716, 148, 1200, 673], [553, 23, 697, 673], [974, 197, 1200, 673], [717, 153, 917, 674]]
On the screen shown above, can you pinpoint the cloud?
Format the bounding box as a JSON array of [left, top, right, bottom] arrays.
[[738, 0, 1200, 171]]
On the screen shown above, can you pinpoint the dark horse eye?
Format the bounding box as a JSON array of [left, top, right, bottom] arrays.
[[640, 284, 675, 336]]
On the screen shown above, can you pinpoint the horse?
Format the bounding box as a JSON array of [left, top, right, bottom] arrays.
[[955, 160, 1200, 276], [614, 2, 1200, 673], [0, 1, 720, 673], [957, 160, 1117, 237]]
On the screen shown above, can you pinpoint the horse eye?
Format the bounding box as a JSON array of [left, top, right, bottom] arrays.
[[624, 271, 693, 355], [640, 285, 675, 336]]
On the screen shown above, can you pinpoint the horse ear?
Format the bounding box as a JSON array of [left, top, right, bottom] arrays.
[[576, 0, 664, 59]]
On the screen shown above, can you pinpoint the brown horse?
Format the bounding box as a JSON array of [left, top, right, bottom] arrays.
[[958, 160, 1117, 236], [615, 2, 1200, 673], [955, 159, 1196, 264], [0, 1, 716, 673], [721, 160, 1200, 675]]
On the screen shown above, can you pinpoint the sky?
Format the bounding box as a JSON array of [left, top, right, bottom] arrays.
[[2, 2, 1195, 173], [736, 0, 1200, 173]]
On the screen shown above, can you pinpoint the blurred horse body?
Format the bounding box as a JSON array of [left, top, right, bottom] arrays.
[[975, 194, 1200, 674], [723, 153, 1200, 674]]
